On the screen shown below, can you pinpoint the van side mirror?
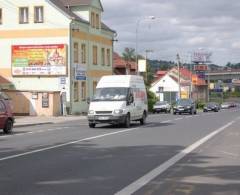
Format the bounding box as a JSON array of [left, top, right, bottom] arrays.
[[128, 94, 134, 104]]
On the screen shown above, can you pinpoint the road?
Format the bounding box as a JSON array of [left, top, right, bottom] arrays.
[[0, 109, 240, 195]]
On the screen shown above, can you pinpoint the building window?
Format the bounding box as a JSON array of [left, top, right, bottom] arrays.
[[74, 81, 79, 102], [93, 81, 98, 95], [91, 12, 95, 28], [74, 42, 79, 63], [101, 48, 105, 66], [19, 7, 29, 24], [81, 81, 86, 101], [106, 49, 111, 66], [93, 45, 98, 65], [96, 14, 100, 29], [0, 9, 2, 24], [34, 6, 44, 23], [81, 44, 86, 64]]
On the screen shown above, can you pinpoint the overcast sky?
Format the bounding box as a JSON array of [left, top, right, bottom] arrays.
[[101, 0, 240, 66]]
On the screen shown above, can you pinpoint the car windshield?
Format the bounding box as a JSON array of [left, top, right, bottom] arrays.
[[207, 102, 216, 106], [177, 99, 192, 106], [92, 87, 129, 102], [156, 101, 167, 105]]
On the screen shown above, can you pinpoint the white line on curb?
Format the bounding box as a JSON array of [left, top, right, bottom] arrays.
[[115, 120, 235, 195], [0, 127, 139, 162]]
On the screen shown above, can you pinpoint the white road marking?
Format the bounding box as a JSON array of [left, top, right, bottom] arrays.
[[174, 117, 183, 121], [115, 120, 235, 195], [161, 120, 171, 123], [0, 127, 139, 162]]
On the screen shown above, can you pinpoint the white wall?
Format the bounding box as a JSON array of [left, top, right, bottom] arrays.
[[150, 74, 179, 94], [0, 0, 71, 101]]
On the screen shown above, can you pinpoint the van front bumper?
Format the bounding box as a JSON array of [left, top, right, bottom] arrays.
[[88, 114, 127, 124]]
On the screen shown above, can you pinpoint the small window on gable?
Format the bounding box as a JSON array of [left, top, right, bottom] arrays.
[[96, 14, 100, 29], [19, 7, 29, 24], [34, 6, 44, 23], [91, 12, 95, 28]]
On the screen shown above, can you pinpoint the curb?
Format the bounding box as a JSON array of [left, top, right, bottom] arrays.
[[14, 122, 54, 128]]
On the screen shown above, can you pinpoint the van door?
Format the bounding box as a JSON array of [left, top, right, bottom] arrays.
[[127, 89, 136, 120]]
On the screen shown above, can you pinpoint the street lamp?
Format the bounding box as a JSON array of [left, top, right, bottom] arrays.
[[177, 54, 181, 99], [135, 16, 156, 75]]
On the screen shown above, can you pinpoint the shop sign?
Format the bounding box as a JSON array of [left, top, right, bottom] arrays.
[[12, 44, 67, 76], [42, 93, 49, 108], [75, 65, 86, 81]]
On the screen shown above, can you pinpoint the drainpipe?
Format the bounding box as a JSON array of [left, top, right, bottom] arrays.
[[69, 20, 74, 115]]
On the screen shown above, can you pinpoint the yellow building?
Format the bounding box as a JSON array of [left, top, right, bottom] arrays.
[[0, 0, 115, 116]]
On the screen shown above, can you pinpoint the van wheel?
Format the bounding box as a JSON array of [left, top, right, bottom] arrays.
[[89, 123, 96, 128], [124, 114, 130, 128], [3, 119, 13, 134], [140, 112, 146, 125]]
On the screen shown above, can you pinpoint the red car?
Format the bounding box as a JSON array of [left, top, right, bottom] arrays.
[[0, 98, 14, 134]]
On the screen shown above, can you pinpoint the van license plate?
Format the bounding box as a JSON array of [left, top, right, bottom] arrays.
[[98, 116, 109, 120]]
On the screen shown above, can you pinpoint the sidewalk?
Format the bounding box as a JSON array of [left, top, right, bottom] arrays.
[[14, 115, 87, 128]]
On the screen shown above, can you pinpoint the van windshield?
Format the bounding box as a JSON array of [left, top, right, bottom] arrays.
[[92, 87, 129, 102]]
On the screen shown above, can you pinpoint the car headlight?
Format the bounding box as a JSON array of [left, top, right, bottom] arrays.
[[187, 106, 191, 109], [88, 110, 94, 115], [114, 109, 123, 114]]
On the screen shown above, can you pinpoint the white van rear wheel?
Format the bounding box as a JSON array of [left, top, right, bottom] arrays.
[[140, 112, 146, 125]]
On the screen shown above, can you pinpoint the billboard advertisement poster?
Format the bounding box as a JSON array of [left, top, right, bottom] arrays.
[[138, 59, 146, 72], [12, 44, 67, 76], [194, 65, 208, 71]]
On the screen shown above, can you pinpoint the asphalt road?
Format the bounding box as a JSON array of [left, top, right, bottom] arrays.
[[0, 109, 240, 195]]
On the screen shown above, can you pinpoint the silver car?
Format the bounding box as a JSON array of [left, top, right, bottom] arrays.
[[153, 101, 171, 113]]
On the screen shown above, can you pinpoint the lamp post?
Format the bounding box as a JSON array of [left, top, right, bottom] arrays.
[[135, 16, 155, 75], [177, 54, 181, 99]]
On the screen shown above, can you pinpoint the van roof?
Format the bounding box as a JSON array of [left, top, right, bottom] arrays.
[[97, 75, 145, 88]]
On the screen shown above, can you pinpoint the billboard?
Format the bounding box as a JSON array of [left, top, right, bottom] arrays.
[[192, 50, 212, 63], [138, 59, 146, 72], [194, 65, 208, 71], [12, 44, 67, 76]]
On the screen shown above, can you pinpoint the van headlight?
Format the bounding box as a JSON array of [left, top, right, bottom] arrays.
[[114, 109, 123, 115], [88, 110, 94, 115]]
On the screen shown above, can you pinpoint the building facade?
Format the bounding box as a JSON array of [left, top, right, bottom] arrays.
[[150, 67, 207, 102], [0, 0, 115, 116]]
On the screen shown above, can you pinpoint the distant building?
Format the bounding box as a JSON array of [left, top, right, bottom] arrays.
[[150, 67, 207, 102], [113, 53, 137, 75], [154, 70, 167, 80], [0, 0, 115, 116]]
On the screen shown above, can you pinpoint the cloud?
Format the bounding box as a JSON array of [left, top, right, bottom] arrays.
[[101, 0, 240, 65]]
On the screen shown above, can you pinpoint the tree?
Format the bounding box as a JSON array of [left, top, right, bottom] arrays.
[[122, 48, 136, 62]]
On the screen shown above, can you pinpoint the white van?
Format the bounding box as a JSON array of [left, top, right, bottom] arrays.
[[88, 75, 148, 128]]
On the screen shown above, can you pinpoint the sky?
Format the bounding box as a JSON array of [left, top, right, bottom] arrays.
[[101, 0, 240, 66]]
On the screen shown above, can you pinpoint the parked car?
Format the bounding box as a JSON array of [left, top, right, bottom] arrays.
[[173, 99, 197, 115], [203, 102, 220, 112], [0, 98, 14, 134], [152, 101, 171, 113], [221, 102, 231, 109]]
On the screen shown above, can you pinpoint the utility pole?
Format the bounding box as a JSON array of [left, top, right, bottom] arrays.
[[177, 54, 181, 99]]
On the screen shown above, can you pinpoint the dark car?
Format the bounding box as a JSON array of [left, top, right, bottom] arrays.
[[0, 93, 14, 134], [203, 102, 220, 112], [173, 99, 197, 115]]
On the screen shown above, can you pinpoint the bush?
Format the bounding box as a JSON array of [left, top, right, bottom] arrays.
[[196, 101, 205, 109], [147, 90, 157, 112]]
